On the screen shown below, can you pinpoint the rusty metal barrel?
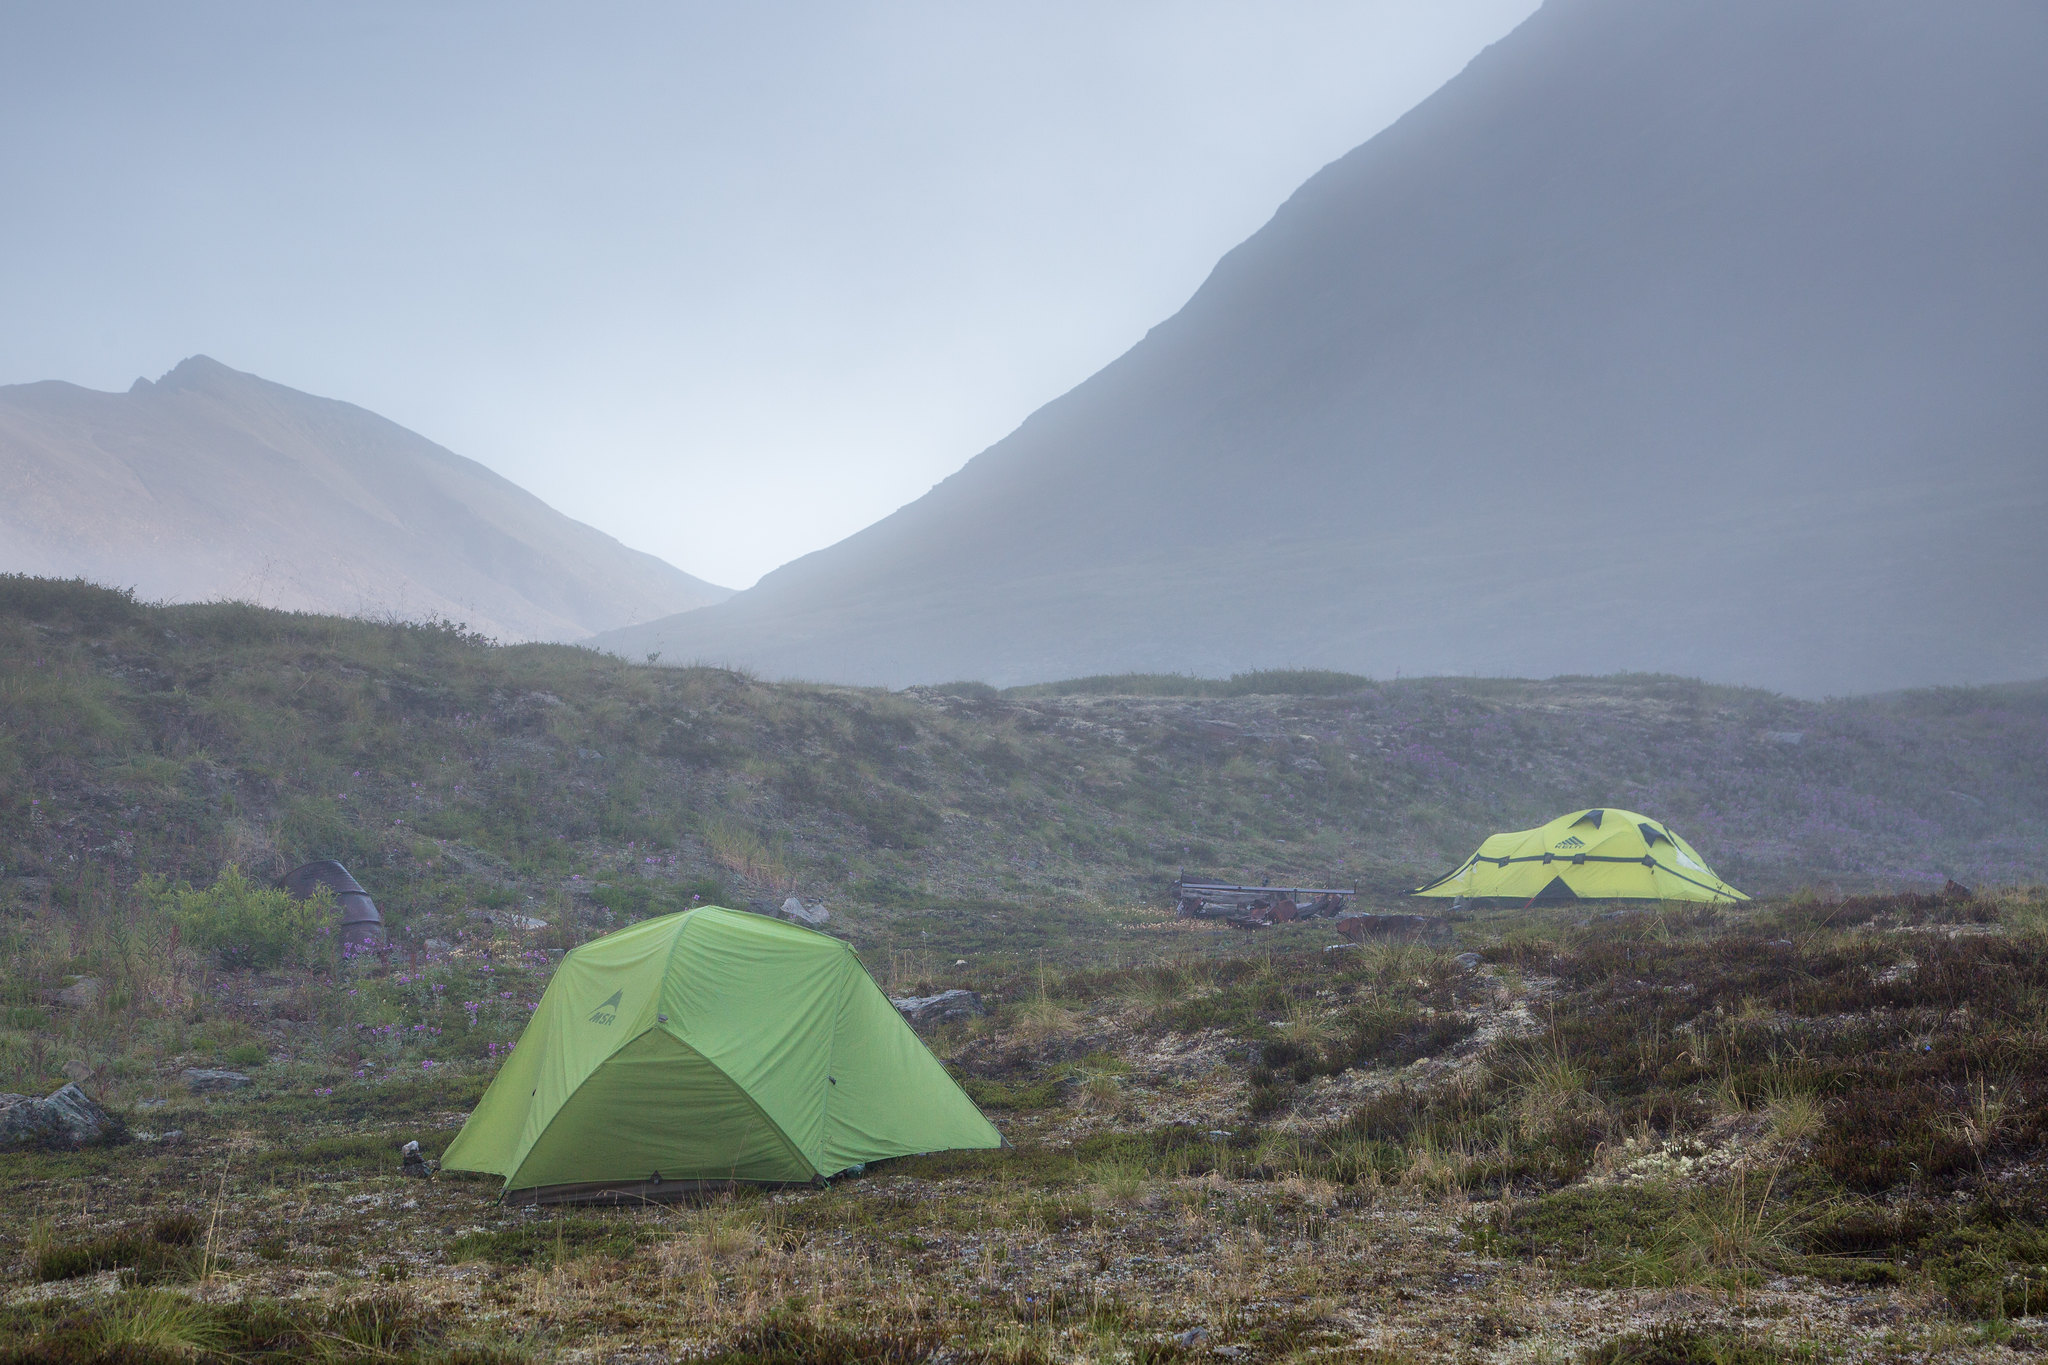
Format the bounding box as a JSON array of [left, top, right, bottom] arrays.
[[278, 859, 387, 951]]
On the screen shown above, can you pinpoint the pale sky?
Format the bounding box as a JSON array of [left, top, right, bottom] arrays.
[[1, 1, 1539, 588]]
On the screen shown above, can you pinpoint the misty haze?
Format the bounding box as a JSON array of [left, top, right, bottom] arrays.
[[2, 2, 2045, 1359]]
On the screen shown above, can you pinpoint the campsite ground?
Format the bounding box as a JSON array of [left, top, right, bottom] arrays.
[[6, 888, 2048, 1363], [6, 580, 2048, 1361]]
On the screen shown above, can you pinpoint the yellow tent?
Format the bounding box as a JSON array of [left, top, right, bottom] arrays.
[[1412, 808, 1747, 903]]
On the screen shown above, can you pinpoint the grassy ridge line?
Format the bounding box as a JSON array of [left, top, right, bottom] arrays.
[[997, 668, 1381, 699], [1, 576, 2045, 966]]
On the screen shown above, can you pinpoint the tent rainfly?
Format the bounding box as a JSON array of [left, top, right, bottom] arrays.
[[1412, 808, 1747, 903], [440, 907, 1001, 1203]]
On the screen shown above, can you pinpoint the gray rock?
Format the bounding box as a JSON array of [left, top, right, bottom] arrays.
[[889, 989, 987, 1026], [781, 896, 829, 925], [0, 1084, 127, 1151], [1454, 952, 1484, 969], [1176, 1327, 1210, 1347], [182, 1068, 252, 1094], [57, 976, 103, 1009]]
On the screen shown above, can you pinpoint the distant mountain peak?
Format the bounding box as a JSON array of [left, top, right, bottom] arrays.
[[0, 360, 732, 640], [596, 0, 2048, 696], [157, 354, 236, 388]]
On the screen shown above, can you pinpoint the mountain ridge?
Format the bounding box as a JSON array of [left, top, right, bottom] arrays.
[[0, 355, 730, 641], [597, 0, 2048, 696]]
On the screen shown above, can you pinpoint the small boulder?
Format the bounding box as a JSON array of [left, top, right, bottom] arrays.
[[0, 1084, 128, 1151], [889, 989, 987, 1027], [182, 1068, 252, 1094], [781, 897, 829, 925], [1453, 952, 1484, 970], [56, 977, 102, 1010]]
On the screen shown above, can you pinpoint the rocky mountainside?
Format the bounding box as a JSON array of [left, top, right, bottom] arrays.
[[598, 0, 2048, 696], [0, 356, 729, 641]]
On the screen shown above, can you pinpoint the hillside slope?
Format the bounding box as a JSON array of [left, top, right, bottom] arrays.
[[599, 0, 2048, 696], [5, 580, 2043, 963], [0, 356, 729, 641]]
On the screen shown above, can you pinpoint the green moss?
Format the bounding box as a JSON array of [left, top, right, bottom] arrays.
[[448, 1216, 645, 1267], [0, 1287, 511, 1365], [1473, 1186, 1685, 1288], [34, 1214, 201, 1285], [1800, 1198, 2048, 1317], [960, 1074, 1065, 1111], [1578, 1324, 1826, 1364], [697, 1314, 1045, 1364], [245, 1127, 462, 1177]]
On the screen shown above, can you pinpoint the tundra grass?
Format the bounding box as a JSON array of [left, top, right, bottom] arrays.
[[7, 891, 2045, 1359]]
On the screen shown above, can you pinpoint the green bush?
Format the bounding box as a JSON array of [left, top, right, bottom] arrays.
[[146, 866, 334, 969], [0, 575, 144, 630]]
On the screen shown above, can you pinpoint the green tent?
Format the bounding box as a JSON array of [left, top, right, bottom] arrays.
[[1411, 807, 1747, 904], [441, 907, 1001, 1201]]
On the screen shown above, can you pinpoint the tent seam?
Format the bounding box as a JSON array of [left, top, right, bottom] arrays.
[[503, 1024, 654, 1192], [1458, 852, 1739, 896], [836, 945, 1004, 1153], [502, 1026, 819, 1193], [815, 949, 861, 1170]]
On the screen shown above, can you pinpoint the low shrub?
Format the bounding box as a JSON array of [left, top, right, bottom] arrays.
[[449, 1216, 644, 1267], [700, 1314, 1040, 1364], [34, 1213, 201, 1285], [0, 1288, 469, 1365], [1579, 1324, 1823, 1364], [0, 576, 143, 630], [144, 866, 333, 970]]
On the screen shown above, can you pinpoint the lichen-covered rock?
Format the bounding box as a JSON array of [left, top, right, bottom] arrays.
[[781, 897, 829, 925], [890, 989, 987, 1027], [182, 1068, 252, 1094], [56, 977, 103, 1009], [0, 1084, 127, 1151]]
